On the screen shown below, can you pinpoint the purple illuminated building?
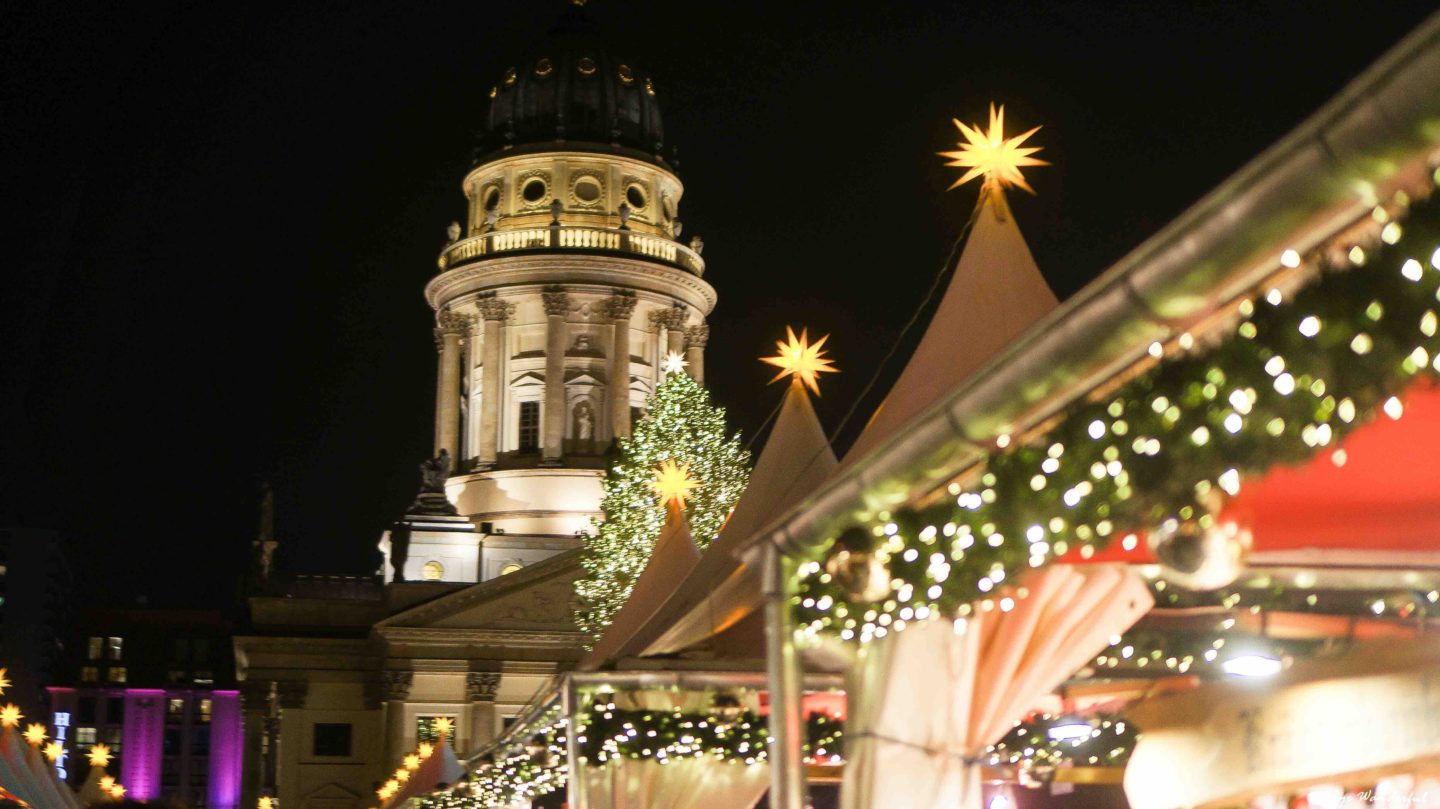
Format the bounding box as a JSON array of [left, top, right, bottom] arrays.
[[47, 609, 243, 807]]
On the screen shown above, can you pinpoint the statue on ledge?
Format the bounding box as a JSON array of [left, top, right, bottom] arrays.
[[420, 449, 451, 493]]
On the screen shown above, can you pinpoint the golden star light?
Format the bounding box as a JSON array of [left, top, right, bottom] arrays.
[[432, 716, 455, 737], [0, 668, 10, 694], [939, 103, 1049, 195], [652, 459, 701, 507], [395, 768, 411, 784], [110, 784, 126, 799], [88, 743, 113, 768], [761, 326, 838, 396], [403, 753, 421, 770], [417, 742, 435, 760], [23, 723, 46, 747], [0, 704, 21, 728], [100, 776, 116, 792], [661, 352, 689, 375], [257, 797, 274, 809], [43, 741, 64, 762]]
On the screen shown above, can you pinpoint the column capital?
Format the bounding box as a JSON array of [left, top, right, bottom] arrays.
[[237, 679, 271, 707], [477, 294, 515, 322], [380, 669, 414, 701], [542, 285, 570, 316], [603, 290, 638, 321], [465, 672, 502, 702], [437, 308, 474, 335], [650, 305, 688, 330], [685, 324, 710, 347]]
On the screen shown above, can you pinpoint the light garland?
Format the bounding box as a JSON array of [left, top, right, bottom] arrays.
[[985, 713, 1136, 773], [796, 176, 1440, 641], [577, 700, 844, 766], [575, 367, 751, 638], [1085, 629, 1319, 677]]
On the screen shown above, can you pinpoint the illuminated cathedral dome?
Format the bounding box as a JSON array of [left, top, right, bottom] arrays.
[[478, 2, 666, 165]]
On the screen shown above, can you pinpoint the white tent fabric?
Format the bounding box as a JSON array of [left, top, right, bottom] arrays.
[[840, 564, 1153, 809], [0, 729, 82, 809], [23, 742, 80, 809], [582, 691, 770, 809], [631, 378, 839, 658], [583, 500, 701, 669], [843, 189, 1059, 466]]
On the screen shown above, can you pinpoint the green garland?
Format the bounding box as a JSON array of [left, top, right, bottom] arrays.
[[985, 713, 1137, 771], [575, 368, 751, 638], [797, 177, 1440, 640], [578, 702, 844, 766]]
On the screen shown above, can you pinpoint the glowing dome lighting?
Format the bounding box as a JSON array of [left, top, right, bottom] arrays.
[[651, 459, 701, 507], [1046, 716, 1095, 742], [1221, 653, 1284, 678], [939, 103, 1049, 195], [761, 326, 838, 395]]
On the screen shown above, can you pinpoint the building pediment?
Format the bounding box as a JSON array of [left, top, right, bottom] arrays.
[[375, 549, 584, 635]]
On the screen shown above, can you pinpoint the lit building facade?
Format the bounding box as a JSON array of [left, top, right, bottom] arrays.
[[47, 611, 243, 808], [236, 6, 719, 809]]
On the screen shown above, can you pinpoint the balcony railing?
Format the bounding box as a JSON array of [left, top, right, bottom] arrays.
[[438, 225, 705, 276]]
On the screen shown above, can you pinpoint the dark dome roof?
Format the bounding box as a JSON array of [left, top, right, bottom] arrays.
[[476, 4, 666, 166]]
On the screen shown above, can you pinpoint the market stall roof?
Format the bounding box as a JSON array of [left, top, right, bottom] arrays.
[[626, 376, 838, 659], [381, 741, 464, 809], [739, 11, 1440, 563], [583, 499, 700, 669], [842, 188, 1058, 466]]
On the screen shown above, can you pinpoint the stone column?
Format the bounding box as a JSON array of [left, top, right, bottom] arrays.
[[274, 680, 308, 805], [465, 672, 502, 751], [685, 324, 709, 385], [605, 291, 638, 440], [380, 670, 414, 770], [434, 309, 470, 461], [238, 681, 270, 809], [476, 296, 514, 468], [653, 306, 688, 377], [541, 286, 570, 465]]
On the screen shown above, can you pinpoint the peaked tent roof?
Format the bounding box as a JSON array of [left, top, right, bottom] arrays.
[[0, 729, 80, 809], [624, 377, 839, 658], [21, 742, 77, 809], [582, 500, 701, 669], [843, 189, 1059, 465]]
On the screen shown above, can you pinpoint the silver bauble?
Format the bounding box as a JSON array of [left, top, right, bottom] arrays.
[[1149, 519, 1251, 591]]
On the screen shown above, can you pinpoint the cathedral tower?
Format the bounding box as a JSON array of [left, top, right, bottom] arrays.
[[398, 4, 716, 582]]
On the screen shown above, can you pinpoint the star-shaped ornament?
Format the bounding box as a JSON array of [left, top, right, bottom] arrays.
[[939, 103, 1049, 195], [761, 326, 838, 395], [661, 352, 689, 375], [652, 459, 701, 507]]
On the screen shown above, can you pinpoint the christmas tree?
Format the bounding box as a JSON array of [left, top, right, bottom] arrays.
[[574, 356, 751, 638]]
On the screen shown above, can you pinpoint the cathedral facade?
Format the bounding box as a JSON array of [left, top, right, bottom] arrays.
[[234, 7, 715, 808]]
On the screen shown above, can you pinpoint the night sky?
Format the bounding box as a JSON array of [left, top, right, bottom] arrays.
[[3, 1, 1433, 609]]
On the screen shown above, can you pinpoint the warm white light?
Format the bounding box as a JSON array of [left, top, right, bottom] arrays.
[[1298, 316, 1321, 337], [1280, 249, 1301, 268], [1383, 396, 1404, 420], [1221, 654, 1283, 677], [939, 103, 1049, 195], [1047, 718, 1094, 742]]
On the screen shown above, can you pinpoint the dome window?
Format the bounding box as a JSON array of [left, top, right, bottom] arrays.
[[625, 184, 647, 211], [534, 58, 554, 78], [522, 178, 548, 204], [573, 177, 602, 204], [483, 186, 501, 212], [577, 57, 597, 76], [617, 64, 635, 85]]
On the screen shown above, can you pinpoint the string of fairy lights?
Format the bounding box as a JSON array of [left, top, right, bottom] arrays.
[[795, 168, 1440, 642], [985, 713, 1137, 776], [576, 695, 844, 766]]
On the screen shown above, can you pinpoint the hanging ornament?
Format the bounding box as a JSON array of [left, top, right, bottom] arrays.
[[1149, 519, 1250, 591], [824, 526, 892, 603]]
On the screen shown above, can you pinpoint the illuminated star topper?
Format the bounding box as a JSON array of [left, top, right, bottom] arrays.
[[99, 776, 116, 792], [761, 326, 838, 396], [661, 352, 689, 375], [0, 704, 20, 729], [432, 716, 455, 738], [43, 741, 64, 762], [23, 723, 46, 747], [88, 743, 113, 768], [939, 103, 1049, 195], [652, 459, 701, 507]]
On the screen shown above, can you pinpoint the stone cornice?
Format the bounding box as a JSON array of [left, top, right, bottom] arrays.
[[375, 626, 586, 650], [426, 254, 717, 314], [374, 548, 584, 629]]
